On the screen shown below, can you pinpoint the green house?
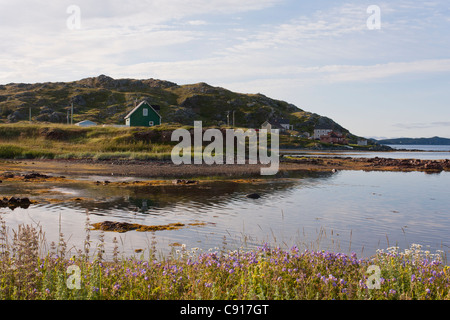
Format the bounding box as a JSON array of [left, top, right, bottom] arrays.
[[124, 100, 162, 127]]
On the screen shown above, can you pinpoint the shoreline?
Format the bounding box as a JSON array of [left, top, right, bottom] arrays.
[[0, 156, 449, 180]]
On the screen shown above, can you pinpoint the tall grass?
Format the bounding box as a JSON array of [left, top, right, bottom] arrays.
[[0, 214, 448, 300], [0, 123, 175, 160]]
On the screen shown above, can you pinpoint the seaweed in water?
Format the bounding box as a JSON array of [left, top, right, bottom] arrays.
[[91, 221, 185, 233]]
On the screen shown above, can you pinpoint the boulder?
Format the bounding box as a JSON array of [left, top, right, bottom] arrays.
[[7, 111, 25, 123], [48, 111, 66, 123], [172, 179, 198, 185], [23, 172, 50, 180], [0, 197, 32, 209]]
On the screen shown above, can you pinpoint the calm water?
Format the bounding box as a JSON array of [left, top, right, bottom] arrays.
[[283, 145, 450, 160], [0, 170, 449, 260]]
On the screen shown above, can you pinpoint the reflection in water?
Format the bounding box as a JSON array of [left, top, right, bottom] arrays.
[[0, 170, 448, 260]]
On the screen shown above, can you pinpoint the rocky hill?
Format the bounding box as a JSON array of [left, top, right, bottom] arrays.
[[0, 74, 355, 139]]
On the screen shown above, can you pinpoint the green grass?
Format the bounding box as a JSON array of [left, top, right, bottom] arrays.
[[0, 123, 177, 160], [0, 217, 448, 300], [0, 123, 283, 161]]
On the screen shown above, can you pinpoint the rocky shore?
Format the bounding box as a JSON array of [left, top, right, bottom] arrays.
[[364, 157, 449, 172], [283, 156, 450, 173], [0, 156, 449, 182]]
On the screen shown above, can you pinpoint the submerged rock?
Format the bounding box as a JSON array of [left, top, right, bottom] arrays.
[[172, 179, 198, 185], [0, 197, 32, 209], [23, 172, 50, 180], [91, 221, 185, 233], [246, 193, 261, 199]]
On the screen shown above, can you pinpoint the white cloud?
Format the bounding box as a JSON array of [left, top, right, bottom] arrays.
[[393, 122, 450, 129], [187, 20, 208, 26], [1, 0, 449, 89]]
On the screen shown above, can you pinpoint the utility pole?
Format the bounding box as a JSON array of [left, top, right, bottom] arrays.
[[232, 110, 235, 127], [227, 111, 230, 127], [29, 107, 32, 122], [71, 102, 74, 125]]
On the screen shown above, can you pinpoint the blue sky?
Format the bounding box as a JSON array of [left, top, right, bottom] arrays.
[[0, 0, 449, 138]]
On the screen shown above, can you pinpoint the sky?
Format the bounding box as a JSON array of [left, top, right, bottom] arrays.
[[0, 0, 449, 139]]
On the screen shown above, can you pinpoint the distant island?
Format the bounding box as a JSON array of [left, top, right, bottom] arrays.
[[376, 136, 450, 145]]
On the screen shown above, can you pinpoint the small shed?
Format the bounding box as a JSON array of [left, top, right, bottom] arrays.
[[75, 120, 97, 127], [124, 100, 162, 127]]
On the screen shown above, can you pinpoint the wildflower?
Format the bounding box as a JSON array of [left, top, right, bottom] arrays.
[[389, 289, 396, 295], [358, 280, 367, 289], [328, 274, 337, 282], [113, 283, 121, 291]]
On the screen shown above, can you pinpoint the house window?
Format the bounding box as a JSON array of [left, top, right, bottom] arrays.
[[143, 108, 148, 116], [149, 121, 154, 126]]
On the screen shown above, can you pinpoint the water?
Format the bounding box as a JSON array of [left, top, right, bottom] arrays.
[[1, 169, 449, 260], [283, 145, 450, 160]]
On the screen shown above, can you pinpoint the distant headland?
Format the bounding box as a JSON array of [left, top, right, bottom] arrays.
[[375, 136, 450, 145]]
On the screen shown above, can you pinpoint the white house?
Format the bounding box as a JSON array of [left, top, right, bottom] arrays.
[[357, 139, 368, 146], [313, 128, 333, 140], [75, 120, 97, 127], [261, 119, 293, 132]]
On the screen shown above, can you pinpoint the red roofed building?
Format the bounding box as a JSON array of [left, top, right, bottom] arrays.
[[320, 131, 348, 144]]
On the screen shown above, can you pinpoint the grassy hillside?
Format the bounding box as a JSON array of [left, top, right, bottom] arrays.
[[0, 75, 352, 138], [0, 122, 388, 161], [0, 123, 289, 160], [0, 123, 180, 160]]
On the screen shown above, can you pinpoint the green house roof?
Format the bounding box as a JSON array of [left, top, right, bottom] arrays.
[[124, 100, 161, 120]]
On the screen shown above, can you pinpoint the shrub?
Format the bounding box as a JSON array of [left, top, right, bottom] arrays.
[[0, 145, 24, 158]]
